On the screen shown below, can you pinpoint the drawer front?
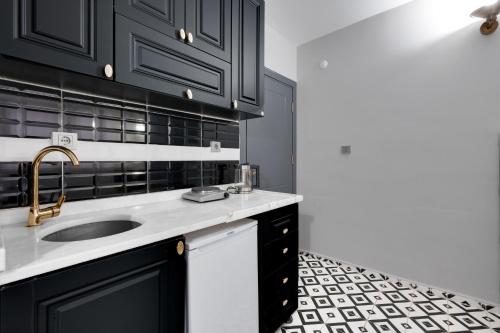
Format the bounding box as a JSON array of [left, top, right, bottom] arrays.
[[262, 212, 298, 245], [262, 291, 298, 333], [262, 231, 298, 277], [263, 259, 298, 310], [115, 14, 231, 108]]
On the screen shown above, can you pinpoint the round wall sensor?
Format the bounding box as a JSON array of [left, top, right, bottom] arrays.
[[319, 60, 329, 69]]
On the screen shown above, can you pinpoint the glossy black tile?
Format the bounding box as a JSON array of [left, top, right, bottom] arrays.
[[0, 162, 29, 208], [202, 120, 239, 148], [0, 80, 239, 149], [29, 162, 63, 205], [0, 81, 61, 139], [0, 159, 239, 209]]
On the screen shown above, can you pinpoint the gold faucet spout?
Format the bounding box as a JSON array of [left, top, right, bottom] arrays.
[[27, 146, 80, 227]]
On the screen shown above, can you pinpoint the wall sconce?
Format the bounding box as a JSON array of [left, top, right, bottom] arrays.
[[471, 1, 500, 35]]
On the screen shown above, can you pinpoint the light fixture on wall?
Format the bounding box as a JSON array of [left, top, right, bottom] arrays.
[[471, 0, 500, 35]]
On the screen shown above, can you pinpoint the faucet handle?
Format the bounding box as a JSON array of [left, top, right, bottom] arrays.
[[52, 195, 66, 217]]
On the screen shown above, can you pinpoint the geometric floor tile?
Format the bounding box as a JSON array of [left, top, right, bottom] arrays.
[[277, 251, 500, 333]]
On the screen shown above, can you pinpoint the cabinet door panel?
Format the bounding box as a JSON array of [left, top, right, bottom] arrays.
[[232, 0, 264, 114], [0, 0, 113, 78], [115, 0, 184, 42], [0, 237, 186, 333], [186, 0, 231, 62], [39, 266, 164, 333], [116, 14, 231, 108]]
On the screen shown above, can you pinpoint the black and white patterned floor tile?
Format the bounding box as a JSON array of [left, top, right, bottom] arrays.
[[276, 251, 500, 333]]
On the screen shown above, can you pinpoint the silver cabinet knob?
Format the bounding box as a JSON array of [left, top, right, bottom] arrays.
[[187, 32, 194, 43], [232, 99, 238, 109], [282, 277, 289, 284], [104, 64, 113, 78], [179, 28, 187, 41], [282, 299, 288, 307], [282, 247, 289, 255], [185, 89, 193, 100], [283, 228, 289, 235]]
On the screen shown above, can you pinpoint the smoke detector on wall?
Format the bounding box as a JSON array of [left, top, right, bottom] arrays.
[[471, 0, 500, 35]]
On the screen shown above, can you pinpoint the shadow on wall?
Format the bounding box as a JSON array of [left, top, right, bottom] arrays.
[[298, 212, 314, 250]]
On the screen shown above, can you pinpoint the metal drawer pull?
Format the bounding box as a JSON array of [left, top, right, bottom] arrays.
[[282, 299, 288, 307], [283, 228, 289, 235], [282, 247, 289, 255], [282, 277, 289, 284], [187, 32, 194, 43], [185, 89, 193, 100], [179, 28, 186, 41]]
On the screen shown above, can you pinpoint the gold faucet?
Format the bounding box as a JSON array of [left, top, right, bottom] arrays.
[[27, 146, 80, 227]]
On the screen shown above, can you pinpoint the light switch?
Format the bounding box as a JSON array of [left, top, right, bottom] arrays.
[[341, 146, 351, 155]]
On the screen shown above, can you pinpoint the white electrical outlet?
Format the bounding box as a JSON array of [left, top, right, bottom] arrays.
[[210, 141, 221, 152], [52, 132, 78, 149]]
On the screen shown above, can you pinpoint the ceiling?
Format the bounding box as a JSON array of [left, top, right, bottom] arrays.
[[266, 0, 415, 46]]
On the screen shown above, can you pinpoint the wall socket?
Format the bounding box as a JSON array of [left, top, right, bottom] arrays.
[[52, 132, 78, 149], [210, 141, 221, 152]]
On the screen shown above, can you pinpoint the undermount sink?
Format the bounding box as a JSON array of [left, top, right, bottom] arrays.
[[42, 220, 142, 242]]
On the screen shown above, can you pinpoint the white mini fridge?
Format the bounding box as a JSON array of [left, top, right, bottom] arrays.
[[185, 218, 259, 333]]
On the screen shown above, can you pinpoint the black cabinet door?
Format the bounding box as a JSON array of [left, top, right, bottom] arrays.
[[232, 0, 264, 114], [186, 0, 232, 62], [115, 14, 231, 109], [115, 0, 185, 42], [0, 237, 186, 333], [0, 0, 113, 79]]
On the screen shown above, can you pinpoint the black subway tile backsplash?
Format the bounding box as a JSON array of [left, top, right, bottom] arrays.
[[0, 79, 240, 210], [0, 160, 238, 209], [0, 79, 238, 147]]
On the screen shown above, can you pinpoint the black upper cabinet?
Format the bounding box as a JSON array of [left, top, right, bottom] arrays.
[[115, 14, 231, 108], [0, 0, 114, 79], [0, 0, 265, 116], [186, 0, 232, 62], [232, 0, 265, 114], [115, 0, 185, 43], [0, 237, 186, 333]]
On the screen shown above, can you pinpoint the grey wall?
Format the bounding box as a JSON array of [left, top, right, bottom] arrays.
[[297, 0, 500, 304]]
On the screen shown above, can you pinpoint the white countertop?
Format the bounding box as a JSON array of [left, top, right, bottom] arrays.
[[0, 190, 303, 286]]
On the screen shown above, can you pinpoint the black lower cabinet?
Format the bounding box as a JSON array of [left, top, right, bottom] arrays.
[[253, 204, 299, 333], [0, 236, 186, 333]]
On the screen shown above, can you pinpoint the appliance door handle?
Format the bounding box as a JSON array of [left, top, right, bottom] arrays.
[[251, 164, 260, 188]]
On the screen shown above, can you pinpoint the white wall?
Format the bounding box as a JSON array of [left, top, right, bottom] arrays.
[[264, 24, 297, 81], [297, 0, 500, 304]]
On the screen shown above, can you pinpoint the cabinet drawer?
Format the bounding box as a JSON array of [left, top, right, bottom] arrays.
[[262, 231, 298, 276], [263, 259, 298, 310], [262, 212, 298, 245], [115, 14, 231, 108], [263, 289, 298, 333]]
